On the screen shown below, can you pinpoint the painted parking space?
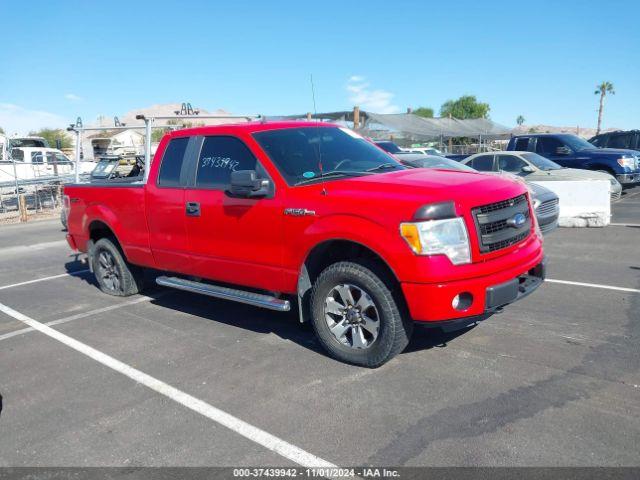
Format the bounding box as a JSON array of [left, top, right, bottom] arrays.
[[0, 199, 638, 467]]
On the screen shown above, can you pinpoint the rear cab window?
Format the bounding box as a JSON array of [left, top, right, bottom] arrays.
[[158, 137, 189, 187], [514, 137, 529, 151]]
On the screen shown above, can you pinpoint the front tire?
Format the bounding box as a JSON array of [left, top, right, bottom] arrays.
[[92, 237, 144, 296], [310, 261, 412, 367]]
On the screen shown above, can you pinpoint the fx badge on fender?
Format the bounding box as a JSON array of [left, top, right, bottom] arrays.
[[284, 208, 316, 217]]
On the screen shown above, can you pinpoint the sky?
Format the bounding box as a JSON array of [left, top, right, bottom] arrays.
[[1, 0, 639, 135]]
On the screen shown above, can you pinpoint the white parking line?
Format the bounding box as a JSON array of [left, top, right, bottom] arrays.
[[0, 269, 90, 291], [610, 223, 640, 227], [0, 240, 67, 256], [0, 294, 157, 342], [0, 301, 336, 469], [547, 278, 640, 294]]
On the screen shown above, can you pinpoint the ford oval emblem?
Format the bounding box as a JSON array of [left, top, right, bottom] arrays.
[[507, 213, 526, 228]]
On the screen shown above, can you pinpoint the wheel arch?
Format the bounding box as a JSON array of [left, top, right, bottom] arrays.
[[86, 219, 128, 266], [296, 238, 403, 323]]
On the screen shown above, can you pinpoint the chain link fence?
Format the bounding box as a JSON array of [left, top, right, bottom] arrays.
[[0, 177, 68, 224]]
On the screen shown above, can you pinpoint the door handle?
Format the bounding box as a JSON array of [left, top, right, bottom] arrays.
[[185, 201, 200, 217]]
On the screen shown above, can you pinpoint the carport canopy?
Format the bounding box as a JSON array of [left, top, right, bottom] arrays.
[[275, 111, 514, 140]]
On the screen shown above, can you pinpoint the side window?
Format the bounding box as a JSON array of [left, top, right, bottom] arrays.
[[514, 138, 529, 151], [470, 155, 494, 171], [31, 151, 44, 164], [497, 155, 526, 173], [158, 137, 189, 187], [56, 153, 71, 165], [196, 136, 257, 188], [590, 136, 604, 147], [608, 134, 630, 149], [536, 137, 564, 155], [12, 149, 24, 161], [46, 152, 56, 164]]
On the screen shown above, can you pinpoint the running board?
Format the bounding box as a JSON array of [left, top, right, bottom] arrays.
[[155, 276, 291, 312]]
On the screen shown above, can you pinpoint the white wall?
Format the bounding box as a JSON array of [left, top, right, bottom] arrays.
[[531, 180, 610, 227]]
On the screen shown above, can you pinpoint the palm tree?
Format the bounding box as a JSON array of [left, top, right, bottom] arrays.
[[594, 81, 615, 134], [516, 115, 525, 127]]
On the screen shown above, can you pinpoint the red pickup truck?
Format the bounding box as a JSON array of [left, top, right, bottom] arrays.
[[64, 122, 545, 367]]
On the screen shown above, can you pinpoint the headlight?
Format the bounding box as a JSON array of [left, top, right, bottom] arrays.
[[532, 198, 541, 210], [400, 217, 471, 265], [617, 157, 635, 169]]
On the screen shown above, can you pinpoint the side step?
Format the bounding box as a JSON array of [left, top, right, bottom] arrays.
[[155, 276, 291, 312]]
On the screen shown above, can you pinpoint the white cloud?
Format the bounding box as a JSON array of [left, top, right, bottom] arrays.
[[64, 93, 83, 101], [0, 103, 68, 136], [346, 76, 399, 114]]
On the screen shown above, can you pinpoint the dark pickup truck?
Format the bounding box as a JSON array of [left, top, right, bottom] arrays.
[[507, 133, 640, 186]]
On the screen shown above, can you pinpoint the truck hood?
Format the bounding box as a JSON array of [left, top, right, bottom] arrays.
[[580, 147, 638, 158], [533, 168, 615, 182], [323, 169, 527, 211]]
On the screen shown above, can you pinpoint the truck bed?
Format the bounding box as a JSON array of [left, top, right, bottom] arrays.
[[64, 182, 154, 268]]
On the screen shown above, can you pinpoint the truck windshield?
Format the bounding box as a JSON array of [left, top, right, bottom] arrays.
[[521, 153, 562, 170], [558, 134, 596, 152], [253, 127, 405, 185]]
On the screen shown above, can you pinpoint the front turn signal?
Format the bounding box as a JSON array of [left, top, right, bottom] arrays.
[[400, 223, 422, 254]]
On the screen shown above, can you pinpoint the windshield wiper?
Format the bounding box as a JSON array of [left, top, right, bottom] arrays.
[[366, 163, 401, 172], [294, 170, 370, 186]]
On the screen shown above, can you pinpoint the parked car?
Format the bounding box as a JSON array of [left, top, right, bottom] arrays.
[[399, 154, 558, 234], [589, 130, 640, 152], [462, 151, 623, 201], [64, 122, 545, 367], [397, 154, 476, 171], [402, 146, 444, 156], [507, 133, 640, 187], [374, 140, 403, 154], [528, 183, 560, 234]]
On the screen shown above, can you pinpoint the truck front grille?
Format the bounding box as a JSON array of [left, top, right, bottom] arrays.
[[472, 194, 531, 253], [536, 198, 559, 217]]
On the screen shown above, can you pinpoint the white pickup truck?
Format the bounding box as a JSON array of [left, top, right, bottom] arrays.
[[0, 145, 95, 189]]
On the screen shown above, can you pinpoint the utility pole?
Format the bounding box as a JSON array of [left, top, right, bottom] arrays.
[[353, 106, 360, 130]]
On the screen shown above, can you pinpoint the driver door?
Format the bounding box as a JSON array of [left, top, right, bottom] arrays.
[[184, 135, 286, 292]]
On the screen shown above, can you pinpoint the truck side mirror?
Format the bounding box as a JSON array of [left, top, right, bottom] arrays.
[[521, 165, 535, 173], [556, 146, 571, 155], [227, 170, 271, 198]]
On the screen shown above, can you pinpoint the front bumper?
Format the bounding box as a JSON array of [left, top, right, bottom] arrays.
[[402, 255, 545, 325], [616, 173, 640, 185]]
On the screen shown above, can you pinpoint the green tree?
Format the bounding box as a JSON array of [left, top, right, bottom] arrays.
[[516, 115, 525, 126], [0, 126, 5, 134], [440, 95, 490, 119], [594, 81, 615, 135], [413, 107, 434, 118], [29, 128, 73, 149]]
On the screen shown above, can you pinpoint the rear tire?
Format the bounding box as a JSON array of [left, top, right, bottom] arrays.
[[310, 261, 412, 367], [92, 237, 144, 296]]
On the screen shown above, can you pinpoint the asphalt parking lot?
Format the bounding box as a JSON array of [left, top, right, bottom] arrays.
[[0, 187, 638, 468]]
